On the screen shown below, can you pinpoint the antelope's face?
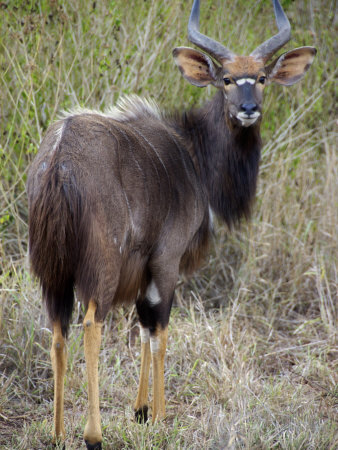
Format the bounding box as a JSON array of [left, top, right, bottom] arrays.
[[219, 56, 266, 127], [173, 0, 316, 128]]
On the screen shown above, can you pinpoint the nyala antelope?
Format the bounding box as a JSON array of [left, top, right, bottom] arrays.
[[27, 0, 316, 448]]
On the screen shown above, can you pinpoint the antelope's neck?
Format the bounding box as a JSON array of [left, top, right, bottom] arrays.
[[184, 91, 262, 227]]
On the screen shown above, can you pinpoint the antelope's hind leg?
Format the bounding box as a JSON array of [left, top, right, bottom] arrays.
[[151, 325, 168, 422], [50, 320, 67, 443], [135, 277, 174, 423], [134, 326, 151, 422], [83, 300, 103, 449]]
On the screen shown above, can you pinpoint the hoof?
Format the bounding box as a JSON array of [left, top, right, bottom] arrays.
[[85, 441, 102, 450], [135, 405, 148, 424]]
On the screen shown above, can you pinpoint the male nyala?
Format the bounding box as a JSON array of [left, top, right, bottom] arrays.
[[27, 0, 316, 447]]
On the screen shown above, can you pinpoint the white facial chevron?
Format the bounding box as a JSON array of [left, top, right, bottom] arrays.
[[236, 78, 256, 85]]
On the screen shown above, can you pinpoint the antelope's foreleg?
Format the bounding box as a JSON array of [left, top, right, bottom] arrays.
[[83, 300, 103, 449], [151, 326, 168, 422], [134, 326, 151, 422], [50, 320, 67, 442]]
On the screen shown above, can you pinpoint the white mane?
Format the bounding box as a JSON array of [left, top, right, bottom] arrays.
[[60, 95, 162, 122]]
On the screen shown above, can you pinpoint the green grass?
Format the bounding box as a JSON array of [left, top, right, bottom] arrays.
[[1, 0, 337, 448]]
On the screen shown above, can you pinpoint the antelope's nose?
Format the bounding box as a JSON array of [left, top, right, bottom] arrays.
[[240, 103, 258, 115]]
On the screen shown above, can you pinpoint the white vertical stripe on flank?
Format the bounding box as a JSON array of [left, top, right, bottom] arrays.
[[52, 122, 65, 152]]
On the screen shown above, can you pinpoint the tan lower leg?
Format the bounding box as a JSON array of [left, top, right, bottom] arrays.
[[134, 327, 151, 419], [50, 320, 67, 442], [151, 326, 168, 422], [83, 300, 103, 445]]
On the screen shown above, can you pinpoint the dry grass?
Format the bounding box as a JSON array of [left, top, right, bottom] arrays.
[[0, 0, 337, 448]]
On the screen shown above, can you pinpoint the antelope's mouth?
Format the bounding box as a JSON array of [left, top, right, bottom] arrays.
[[236, 111, 261, 127]]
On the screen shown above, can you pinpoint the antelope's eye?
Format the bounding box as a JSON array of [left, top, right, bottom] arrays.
[[223, 77, 232, 85], [258, 76, 266, 84]]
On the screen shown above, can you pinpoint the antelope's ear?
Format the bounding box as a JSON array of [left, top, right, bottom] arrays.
[[173, 47, 217, 87], [266, 46, 317, 86]]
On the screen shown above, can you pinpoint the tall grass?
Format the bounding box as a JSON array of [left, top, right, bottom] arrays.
[[0, 0, 337, 448]]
